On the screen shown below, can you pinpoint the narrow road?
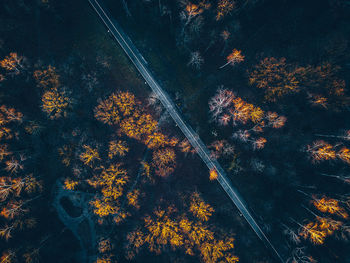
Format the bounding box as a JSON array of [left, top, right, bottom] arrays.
[[88, 0, 284, 262]]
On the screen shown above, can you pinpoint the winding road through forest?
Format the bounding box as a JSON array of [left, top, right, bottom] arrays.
[[88, 0, 284, 262]]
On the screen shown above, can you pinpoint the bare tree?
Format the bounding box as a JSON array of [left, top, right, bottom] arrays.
[[187, 51, 204, 70]]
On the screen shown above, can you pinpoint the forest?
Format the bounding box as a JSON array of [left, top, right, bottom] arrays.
[[0, 0, 350, 262]]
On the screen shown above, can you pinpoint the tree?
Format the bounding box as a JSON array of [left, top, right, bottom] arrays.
[[338, 147, 350, 164], [79, 145, 100, 167], [120, 113, 157, 140], [220, 49, 244, 68], [180, 2, 204, 28], [0, 250, 15, 263], [187, 51, 204, 70], [127, 190, 140, 209], [152, 148, 176, 177], [299, 221, 327, 245], [88, 163, 128, 200], [312, 196, 348, 218], [126, 204, 238, 262], [0, 53, 26, 74], [249, 57, 300, 101], [189, 192, 214, 221], [33, 65, 60, 89], [63, 178, 78, 190], [94, 91, 137, 125], [209, 88, 234, 119], [216, 0, 235, 21], [209, 169, 219, 181], [306, 141, 336, 162], [108, 140, 129, 158], [41, 88, 70, 119]]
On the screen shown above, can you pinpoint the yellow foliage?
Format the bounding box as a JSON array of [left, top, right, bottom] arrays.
[[41, 88, 69, 119], [299, 222, 327, 245], [90, 198, 118, 217], [127, 205, 238, 262], [63, 178, 78, 190], [120, 114, 157, 140], [79, 145, 100, 167], [250, 107, 264, 123], [127, 190, 140, 209], [108, 140, 129, 159], [94, 91, 137, 125], [88, 163, 128, 200], [189, 192, 214, 222]]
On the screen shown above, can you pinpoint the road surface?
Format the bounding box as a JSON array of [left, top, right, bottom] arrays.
[[88, 0, 284, 262]]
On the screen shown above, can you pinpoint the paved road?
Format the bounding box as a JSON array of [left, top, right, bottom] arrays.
[[88, 0, 284, 262]]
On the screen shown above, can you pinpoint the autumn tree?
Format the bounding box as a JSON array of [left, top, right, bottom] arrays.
[[249, 57, 300, 101], [108, 140, 129, 158], [189, 192, 214, 221], [312, 196, 348, 219], [88, 163, 128, 200], [41, 88, 70, 119], [33, 65, 59, 89], [94, 91, 137, 125], [120, 113, 157, 140], [306, 141, 336, 163], [126, 204, 238, 263], [216, 0, 235, 21], [79, 145, 100, 167], [152, 148, 176, 177], [0, 53, 26, 74], [220, 49, 244, 68]]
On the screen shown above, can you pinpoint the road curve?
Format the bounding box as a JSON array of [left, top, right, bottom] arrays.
[[88, 0, 284, 262]]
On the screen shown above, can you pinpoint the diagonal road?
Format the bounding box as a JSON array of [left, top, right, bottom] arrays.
[[88, 0, 284, 262]]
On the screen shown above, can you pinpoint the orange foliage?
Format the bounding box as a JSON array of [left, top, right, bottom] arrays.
[[307, 141, 336, 162], [209, 169, 218, 181], [253, 137, 267, 150], [312, 196, 348, 218], [249, 57, 300, 101], [299, 221, 327, 245], [152, 148, 176, 177], [0, 53, 24, 74], [185, 3, 204, 17], [33, 65, 59, 89], [338, 147, 350, 164], [221, 49, 244, 68], [216, 0, 235, 21]]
